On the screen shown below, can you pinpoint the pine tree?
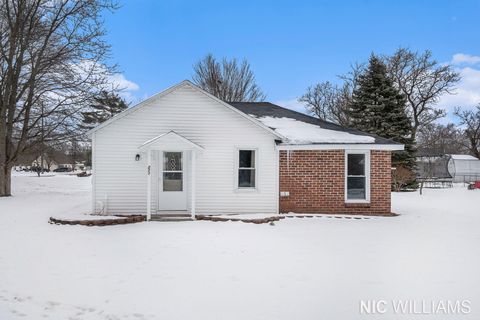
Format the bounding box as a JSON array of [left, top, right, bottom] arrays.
[[80, 91, 128, 130], [349, 55, 417, 182]]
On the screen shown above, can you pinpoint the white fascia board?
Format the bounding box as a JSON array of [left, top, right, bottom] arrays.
[[277, 144, 404, 151]]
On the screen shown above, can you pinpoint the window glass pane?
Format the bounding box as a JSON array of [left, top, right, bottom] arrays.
[[239, 150, 255, 168], [163, 172, 183, 191], [238, 169, 255, 188], [347, 177, 365, 199], [348, 154, 365, 176], [164, 152, 182, 171]]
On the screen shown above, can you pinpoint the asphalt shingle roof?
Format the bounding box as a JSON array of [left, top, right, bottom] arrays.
[[227, 102, 401, 145]]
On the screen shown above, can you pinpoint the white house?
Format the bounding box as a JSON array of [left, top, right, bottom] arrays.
[[89, 80, 403, 220]]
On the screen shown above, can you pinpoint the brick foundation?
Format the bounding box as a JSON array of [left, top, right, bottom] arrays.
[[279, 150, 392, 215]]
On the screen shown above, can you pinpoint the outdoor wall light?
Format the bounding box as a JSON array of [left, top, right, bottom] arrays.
[[135, 154, 141, 161]]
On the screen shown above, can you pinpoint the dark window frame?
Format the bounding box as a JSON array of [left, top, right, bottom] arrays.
[[237, 149, 257, 189]]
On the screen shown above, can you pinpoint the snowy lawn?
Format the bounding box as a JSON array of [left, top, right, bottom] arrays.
[[1, 174, 479, 319]]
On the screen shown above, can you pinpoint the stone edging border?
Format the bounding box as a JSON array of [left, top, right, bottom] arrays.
[[49, 215, 145, 226], [195, 215, 285, 224], [50, 212, 397, 226], [196, 212, 398, 224]]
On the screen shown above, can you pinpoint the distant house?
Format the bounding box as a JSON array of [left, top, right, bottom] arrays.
[[88, 80, 403, 219], [32, 156, 58, 171], [74, 161, 86, 171]]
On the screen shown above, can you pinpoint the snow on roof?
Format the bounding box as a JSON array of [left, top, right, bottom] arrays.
[[255, 116, 375, 144], [450, 154, 480, 161], [229, 102, 399, 145]]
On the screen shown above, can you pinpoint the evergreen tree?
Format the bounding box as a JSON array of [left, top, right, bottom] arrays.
[[349, 55, 417, 181], [80, 91, 128, 130]]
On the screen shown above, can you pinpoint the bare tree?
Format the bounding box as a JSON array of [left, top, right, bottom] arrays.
[[417, 123, 467, 156], [298, 81, 351, 126], [334, 83, 354, 126], [192, 54, 266, 102], [386, 48, 460, 139], [454, 105, 480, 159], [300, 62, 366, 126], [0, 0, 117, 196], [299, 82, 336, 121], [338, 62, 365, 91]]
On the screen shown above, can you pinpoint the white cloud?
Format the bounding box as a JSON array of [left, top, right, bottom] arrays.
[[437, 66, 480, 111], [109, 73, 139, 91], [451, 53, 480, 65], [107, 73, 140, 103], [72, 60, 140, 103]]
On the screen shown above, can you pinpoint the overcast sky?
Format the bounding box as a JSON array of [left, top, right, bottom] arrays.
[[103, 0, 480, 120]]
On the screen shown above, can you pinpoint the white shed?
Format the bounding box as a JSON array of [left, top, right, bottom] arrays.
[[447, 154, 480, 183]]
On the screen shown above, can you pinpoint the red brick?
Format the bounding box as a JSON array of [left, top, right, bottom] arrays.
[[279, 150, 391, 215]]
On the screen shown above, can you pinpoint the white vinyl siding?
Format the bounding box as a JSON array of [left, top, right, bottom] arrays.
[[92, 83, 278, 214]]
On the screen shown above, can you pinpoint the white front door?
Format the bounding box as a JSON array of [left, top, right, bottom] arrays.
[[158, 151, 187, 211]]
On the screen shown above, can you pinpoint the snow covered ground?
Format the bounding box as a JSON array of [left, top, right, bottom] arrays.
[[0, 173, 479, 319]]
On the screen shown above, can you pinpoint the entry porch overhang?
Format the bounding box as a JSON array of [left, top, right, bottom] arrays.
[[139, 131, 204, 221], [139, 130, 204, 152]]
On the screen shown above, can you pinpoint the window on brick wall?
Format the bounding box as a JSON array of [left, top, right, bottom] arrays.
[[345, 150, 370, 202]]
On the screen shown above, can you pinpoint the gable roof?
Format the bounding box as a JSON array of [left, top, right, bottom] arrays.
[[87, 80, 283, 140], [227, 102, 401, 145], [139, 131, 204, 151], [88, 80, 401, 147]]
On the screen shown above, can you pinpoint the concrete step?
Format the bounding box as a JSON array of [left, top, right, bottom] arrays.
[[150, 215, 193, 222], [154, 213, 191, 218]]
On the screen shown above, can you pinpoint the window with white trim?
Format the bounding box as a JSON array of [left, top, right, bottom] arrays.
[[238, 150, 256, 188], [345, 151, 370, 202]]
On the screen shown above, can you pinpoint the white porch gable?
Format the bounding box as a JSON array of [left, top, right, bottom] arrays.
[[139, 130, 204, 152], [139, 131, 204, 221]]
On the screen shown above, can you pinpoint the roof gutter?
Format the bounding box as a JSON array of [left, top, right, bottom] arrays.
[[277, 143, 404, 151]]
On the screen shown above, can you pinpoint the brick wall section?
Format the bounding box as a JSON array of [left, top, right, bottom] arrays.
[[279, 150, 392, 215]]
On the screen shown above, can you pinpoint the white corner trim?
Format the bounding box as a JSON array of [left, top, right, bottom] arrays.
[[278, 143, 404, 151], [91, 132, 96, 214], [274, 145, 280, 214], [344, 150, 371, 203]]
